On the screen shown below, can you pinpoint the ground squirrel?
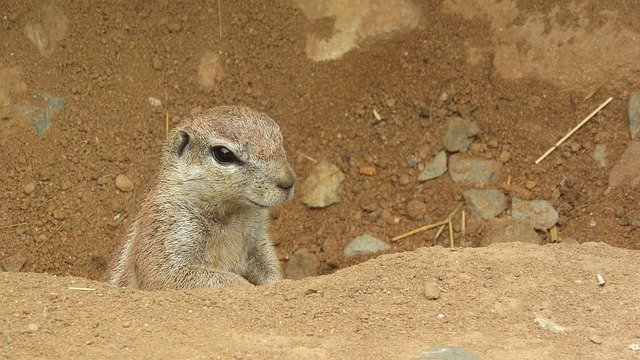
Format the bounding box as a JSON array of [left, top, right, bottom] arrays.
[[108, 106, 296, 290]]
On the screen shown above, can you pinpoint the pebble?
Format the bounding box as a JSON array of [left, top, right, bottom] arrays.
[[482, 217, 541, 246], [424, 282, 441, 300], [398, 174, 411, 186], [418, 108, 431, 118], [52, 208, 66, 221], [284, 248, 320, 280], [609, 140, 640, 188], [443, 117, 479, 153], [152, 55, 162, 70], [463, 189, 507, 220], [115, 174, 135, 192], [417, 346, 480, 360], [524, 180, 537, 190], [418, 151, 447, 181], [23, 182, 36, 195], [592, 144, 607, 168], [2, 253, 27, 272], [343, 234, 390, 257], [498, 150, 510, 163], [511, 198, 559, 230], [359, 165, 376, 176], [21, 323, 39, 334], [406, 200, 427, 220], [534, 314, 567, 333], [589, 335, 603, 344], [301, 160, 345, 208], [629, 90, 640, 140], [449, 155, 502, 186]]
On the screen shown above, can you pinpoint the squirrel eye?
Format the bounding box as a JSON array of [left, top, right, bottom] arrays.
[[211, 146, 241, 164]]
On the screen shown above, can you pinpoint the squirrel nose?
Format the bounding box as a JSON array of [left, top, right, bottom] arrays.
[[276, 165, 296, 190]]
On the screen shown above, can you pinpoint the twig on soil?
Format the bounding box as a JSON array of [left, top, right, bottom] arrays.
[[394, 204, 462, 242], [298, 152, 317, 163], [165, 112, 169, 136], [68, 287, 96, 291], [535, 97, 612, 164], [217, 0, 222, 38], [448, 218, 454, 248], [393, 219, 449, 242], [0, 222, 27, 231], [461, 210, 466, 236]]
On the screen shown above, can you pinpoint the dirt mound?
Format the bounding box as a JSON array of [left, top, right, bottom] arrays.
[[2, 242, 639, 359]]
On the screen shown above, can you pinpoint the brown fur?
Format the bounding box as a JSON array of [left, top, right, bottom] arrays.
[[108, 106, 296, 290]]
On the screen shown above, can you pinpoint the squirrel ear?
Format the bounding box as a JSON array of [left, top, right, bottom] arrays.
[[175, 130, 190, 157]]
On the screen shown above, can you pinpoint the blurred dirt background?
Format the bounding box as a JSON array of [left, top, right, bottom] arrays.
[[1, 0, 639, 358]]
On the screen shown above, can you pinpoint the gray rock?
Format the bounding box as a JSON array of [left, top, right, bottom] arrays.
[[418, 151, 447, 181], [344, 234, 390, 257], [424, 282, 441, 300], [443, 117, 479, 152], [301, 160, 345, 208], [417, 346, 480, 360], [511, 198, 559, 230], [2, 253, 26, 272], [115, 174, 135, 192], [285, 248, 320, 280], [534, 314, 568, 333], [629, 90, 640, 140], [609, 140, 640, 188], [449, 154, 502, 186], [482, 217, 541, 246], [592, 144, 607, 168], [463, 189, 507, 220]]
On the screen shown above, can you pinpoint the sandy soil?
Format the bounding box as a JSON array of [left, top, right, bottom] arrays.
[[1, 0, 639, 358]]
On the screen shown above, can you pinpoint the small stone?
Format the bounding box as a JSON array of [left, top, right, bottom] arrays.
[[439, 92, 449, 103], [23, 182, 36, 195], [3, 335, 12, 345], [359, 165, 376, 176], [589, 335, 603, 345], [22, 323, 39, 333], [418, 346, 480, 360], [52, 208, 65, 221], [498, 150, 510, 163], [463, 189, 507, 220], [285, 248, 320, 280], [152, 55, 162, 70], [406, 156, 420, 168], [534, 314, 567, 333], [418, 151, 447, 181], [344, 234, 390, 257], [449, 155, 502, 186], [592, 144, 607, 168], [418, 108, 431, 118], [418, 144, 432, 159], [629, 90, 640, 140], [570, 142, 582, 153], [406, 200, 427, 220], [511, 198, 559, 230], [424, 282, 441, 300], [398, 174, 410, 186], [385, 98, 396, 108], [609, 140, 640, 188], [115, 174, 135, 192], [301, 161, 345, 208], [443, 117, 479, 152], [97, 175, 110, 185], [2, 253, 27, 272], [483, 217, 541, 246], [525, 180, 537, 190]]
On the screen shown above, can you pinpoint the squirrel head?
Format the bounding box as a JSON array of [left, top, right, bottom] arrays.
[[161, 106, 296, 210]]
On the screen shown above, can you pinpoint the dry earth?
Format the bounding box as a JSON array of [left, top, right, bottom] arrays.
[[1, 0, 640, 358]]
